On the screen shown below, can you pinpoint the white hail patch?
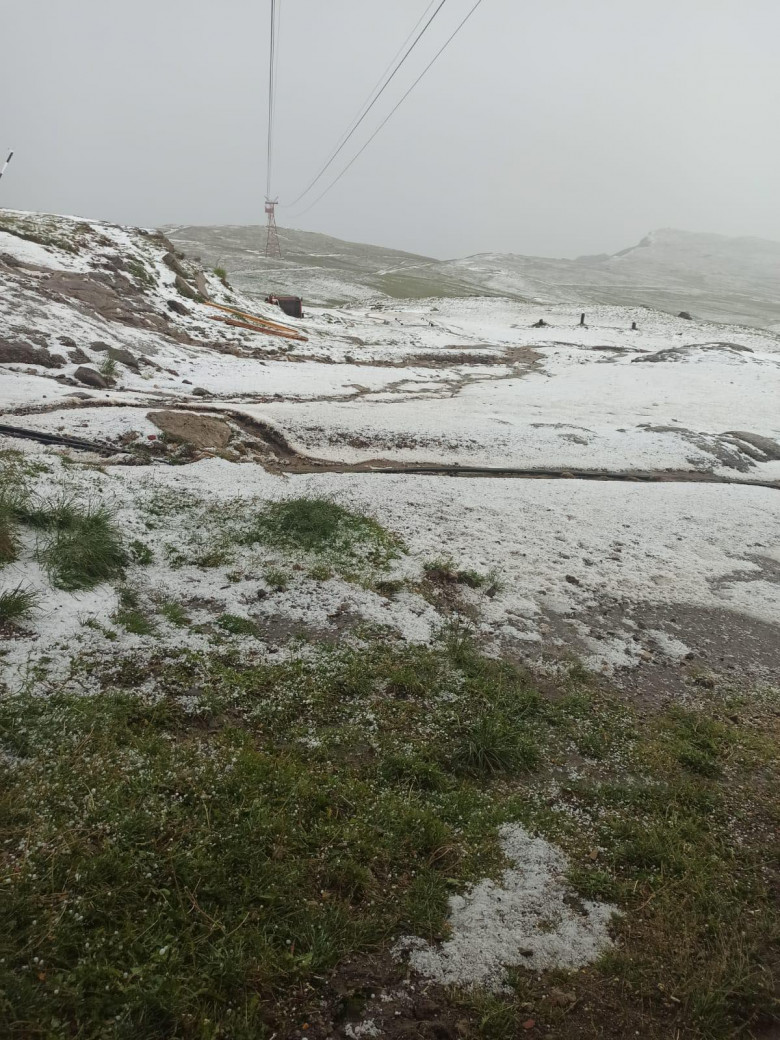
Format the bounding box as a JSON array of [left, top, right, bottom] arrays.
[[396, 824, 618, 991]]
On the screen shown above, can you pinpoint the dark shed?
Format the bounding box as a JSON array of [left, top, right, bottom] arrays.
[[266, 295, 303, 319]]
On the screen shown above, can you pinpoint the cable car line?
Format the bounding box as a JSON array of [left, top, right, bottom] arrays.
[[288, 0, 486, 218], [285, 0, 450, 208], [266, 0, 281, 199]]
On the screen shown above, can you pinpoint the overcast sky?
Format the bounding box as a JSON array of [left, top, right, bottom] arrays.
[[2, 0, 779, 259]]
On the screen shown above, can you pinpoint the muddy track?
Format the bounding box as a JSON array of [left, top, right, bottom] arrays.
[[3, 408, 778, 491]]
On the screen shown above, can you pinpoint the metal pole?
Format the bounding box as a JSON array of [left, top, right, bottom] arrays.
[[0, 151, 14, 184]]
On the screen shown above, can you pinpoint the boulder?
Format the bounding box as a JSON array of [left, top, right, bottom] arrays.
[[191, 386, 210, 397], [0, 339, 65, 368], [167, 298, 189, 316], [74, 366, 110, 389], [678, 311, 693, 320], [162, 251, 190, 280], [68, 348, 91, 364], [105, 346, 140, 372], [175, 274, 198, 300], [147, 410, 231, 451]]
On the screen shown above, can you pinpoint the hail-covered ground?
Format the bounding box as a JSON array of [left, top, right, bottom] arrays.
[[1, 209, 778, 1040]]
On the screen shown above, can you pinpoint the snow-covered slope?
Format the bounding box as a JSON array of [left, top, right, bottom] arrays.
[[2, 208, 780, 691], [167, 223, 780, 329], [438, 228, 780, 329]]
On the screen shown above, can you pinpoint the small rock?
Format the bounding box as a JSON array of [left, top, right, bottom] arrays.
[[693, 675, 716, 690], [167, 298, 190, 316], [191, 387, 210, 397], [548, 988, 576, 1007], [564, 575, 581, 586], [678, 311, 693, 320], [68, 347, 91, 364]]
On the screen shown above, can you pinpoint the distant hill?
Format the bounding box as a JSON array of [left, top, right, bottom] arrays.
[[440, 229, 780, 329], [163, 224, 493, 307], [165, 224, 780, 328]]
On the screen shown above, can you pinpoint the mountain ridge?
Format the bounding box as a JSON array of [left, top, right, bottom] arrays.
[[165, 222, 780, 329]]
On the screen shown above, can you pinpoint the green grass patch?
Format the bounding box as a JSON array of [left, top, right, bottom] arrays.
[[157, 598, 190, 627], [0, 513, 18, 565], [129, 539, 153, 565], [37, 503, 126, 590], [244, 497, 401, 569], [263, 566, 289, 591], [0, 583, 39, 627], [216, 613, 258, 636], [0, 630, 777, 1039], [113, 587, 156, 636]]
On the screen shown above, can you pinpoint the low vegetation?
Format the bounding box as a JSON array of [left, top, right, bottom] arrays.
[[1, 627, 777, 1039], [36, 503, 126, 590], [2, 461, 777, 1037], [126, 257, 157, 288], [244, 497, 402, 569], [0, 583, 39, 627], [98, 356, 117, 379]]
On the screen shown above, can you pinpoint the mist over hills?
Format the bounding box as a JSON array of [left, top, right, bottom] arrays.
[[165, 223, 780, 330]]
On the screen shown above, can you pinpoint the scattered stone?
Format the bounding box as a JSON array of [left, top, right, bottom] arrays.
[[68, 347, 91, 364], [167, 298, 189, 316], [564, 575, 581, 586], [678, 311, 693, 320], [147, 410, 231, 451], [58, 335, 77, 348], [73, 366, 110, 389]]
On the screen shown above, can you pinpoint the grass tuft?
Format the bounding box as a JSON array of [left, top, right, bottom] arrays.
[[452, 712, 540, 776], [37, 504, 126, 590], [0, 583, 39, 627], [98, 356, 117, 379]]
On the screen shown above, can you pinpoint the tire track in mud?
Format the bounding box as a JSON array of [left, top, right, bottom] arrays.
[[2, 406, 779, 491]]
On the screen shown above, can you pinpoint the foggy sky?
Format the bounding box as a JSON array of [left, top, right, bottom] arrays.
[[2, 0, 779, 259]]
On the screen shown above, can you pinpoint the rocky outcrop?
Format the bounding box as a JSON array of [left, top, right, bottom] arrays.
[[0, 339, 65, 368]]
